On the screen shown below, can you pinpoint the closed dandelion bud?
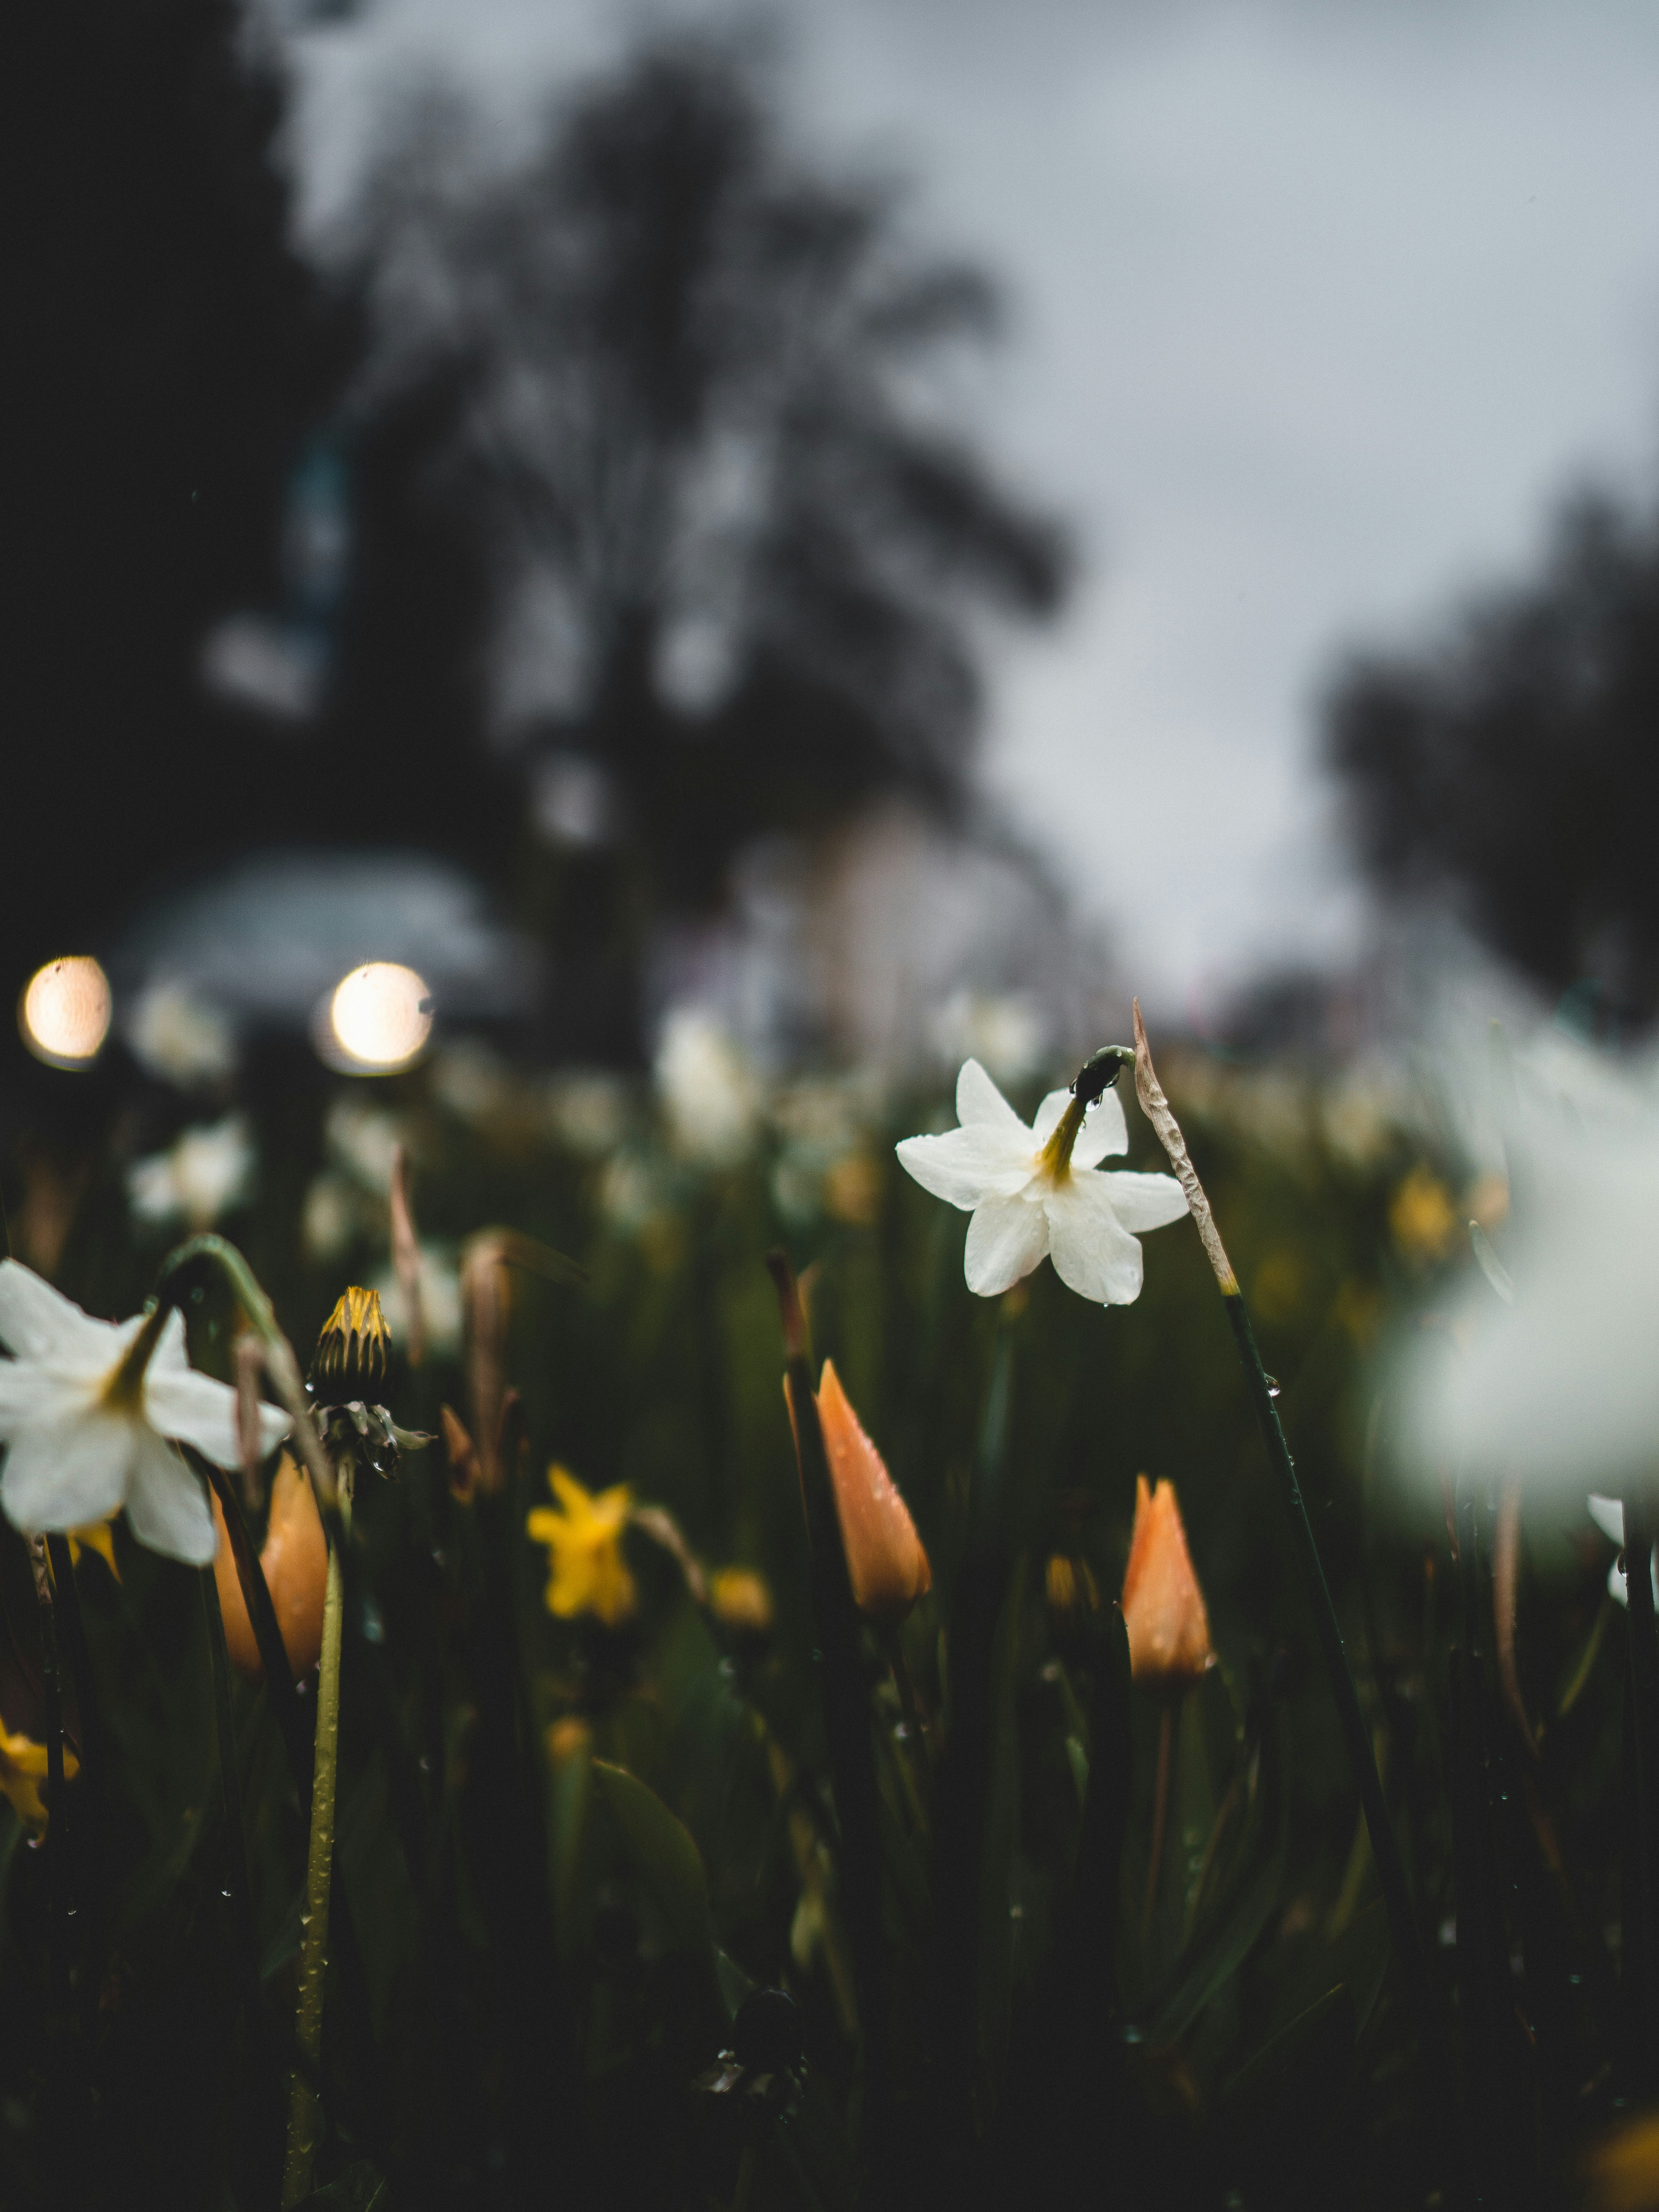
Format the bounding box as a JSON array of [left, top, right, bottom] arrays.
[[814, 1359, 931, 1628], [314, 1285, 392, 1384], [1120, 1474, 1213, 1688]]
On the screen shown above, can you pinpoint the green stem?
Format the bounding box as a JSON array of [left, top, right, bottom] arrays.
[[200, 1457, 311, 1814], [1623, 1494, 1659, 2090], [1221, 1292, 1429, 2019], [27, 1539, 72, 2023], [202, 1563, 260, 2001], [281, 1481, 349, 2207], [156, 1234, 336, 1511], [764, 1255, 889, 2158]]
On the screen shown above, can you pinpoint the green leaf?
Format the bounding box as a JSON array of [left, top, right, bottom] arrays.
[[591, 1758, 717, 1978], [1220, 1981, 1354, 2130]]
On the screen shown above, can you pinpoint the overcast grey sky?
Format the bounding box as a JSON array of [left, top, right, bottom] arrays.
[[286, 0, 1659, 1018]]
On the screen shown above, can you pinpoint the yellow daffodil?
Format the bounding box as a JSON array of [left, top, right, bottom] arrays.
[[527, 1467, 637, 1626], [0, 1721, 76, 1837]]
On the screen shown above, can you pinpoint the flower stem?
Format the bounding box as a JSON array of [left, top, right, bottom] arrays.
[[200, 1457, 311, 1813], [1132, 1007, 1434, 2054], [1622, 1492, 1659, 2090], [155, 1234, 337, 1511], [1143, 1701, 1174, 1940], [764, 1254, 889, 2158], [27, 1539, 72, 2023], [202, 1562, 260, 2002], [281, 1478, 348, 2208]]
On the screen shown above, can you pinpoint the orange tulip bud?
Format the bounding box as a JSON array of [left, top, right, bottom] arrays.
[[212, 1452, 330, 1679], [1120, 1474, 1213, 1688], [814, 1359, 931, 1626]]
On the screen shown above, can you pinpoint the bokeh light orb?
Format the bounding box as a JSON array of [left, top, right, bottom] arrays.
[[20, 956, 112, 1069], [327, 963, 433, 1073]]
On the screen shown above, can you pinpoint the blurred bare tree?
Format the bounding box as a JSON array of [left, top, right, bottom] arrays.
[[339, 41, 1070, 1055], [1326, 489, 1659, 1029], [0, 0, 340, 1001]]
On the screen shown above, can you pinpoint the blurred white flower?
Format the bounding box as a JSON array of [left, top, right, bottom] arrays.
[[128, 1116, 255, 1231], [655, 1009, 760, 1168], [127, 983, 236, 1088], [544, 1071, 631, 1158], [1406, 1037, 1659, 1500], [929, 988, 1048, 1088], [0, 1261, 288, 1564], [301, 1172, 359, 1264], [325, 1095, 404, 1194], [371, 1243, 462, 1359], [896, 1059, 1187, 1303], [430, 1042, 515, 1128], [1588, 1495, 1659, 1608]]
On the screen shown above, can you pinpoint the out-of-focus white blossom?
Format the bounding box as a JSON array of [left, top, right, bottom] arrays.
[[0, 1261, 288, 1565], [929, 988, 1048, 1088], [543, 1071, 631, 1158], [896, 1059, 1187, 1303], [1405, 1040, 1659, 1500], [371, 1244, 462, 1358], [654, 1009, 760, 1168], [127, 983, 236, 1088], [301, 1173, 359, 1264], [128, 1116, 255, 1231], [326, 1096, 404, 1194]]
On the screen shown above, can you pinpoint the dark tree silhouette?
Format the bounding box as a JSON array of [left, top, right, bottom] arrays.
[[1325, 489, 1659, 1024], [0, 0, 340, 1003], [340, 43, 1069, 1052]]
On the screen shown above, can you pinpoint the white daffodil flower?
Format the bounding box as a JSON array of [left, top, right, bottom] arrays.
[[0, 1261, 289, 1566], [1588, 1495, 1659, 1609], [895, 1059, 1188, 1303]]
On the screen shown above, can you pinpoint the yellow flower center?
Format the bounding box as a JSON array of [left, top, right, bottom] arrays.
[[1035, 1095, 1087, 1187], [98, 1303, 171, 1418]]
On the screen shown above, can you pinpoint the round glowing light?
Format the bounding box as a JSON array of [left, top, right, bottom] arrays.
[[20, 957, 112, 1069], [327, 963, 433, 1073]]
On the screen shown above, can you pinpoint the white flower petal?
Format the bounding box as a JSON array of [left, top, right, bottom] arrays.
[[145, 1363, 258, 1470], [0, 1363, 88, 1435], [1608, 1546, 1659, 1610], [963, 1195, 1050, 1295], [1, 1411, 132, 1533], [896, 1125, 1035, 1210], [1092, 1169, 1189, 1234], [124, 1428, 216, 1565], [146, 1309, 191, 1375], [1045, 1178, 1146, 1304], [956, 1059, 1031, 1137], [1030, 1088, 1074, 1145], [0, 1261, 124, 1368], [1589, 1494, 1625, 1545], [1070, 1089, 1129, 1166]]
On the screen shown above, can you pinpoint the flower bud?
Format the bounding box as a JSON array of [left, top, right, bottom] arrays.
[[213, 1451, 329, 1678], [813, 1359, 931, 1627], [315, 1285, 392, 1383], [1120, 1474, 1213, 1688]]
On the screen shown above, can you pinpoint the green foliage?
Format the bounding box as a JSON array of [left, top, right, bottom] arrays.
[[0, 1046, 1640, 2205]]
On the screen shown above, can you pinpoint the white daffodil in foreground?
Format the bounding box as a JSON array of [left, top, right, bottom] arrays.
[[0, 1261, 289, 1565], [1588, 1496, 1659, 1609], [896, 1059, 1188, 1302]]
